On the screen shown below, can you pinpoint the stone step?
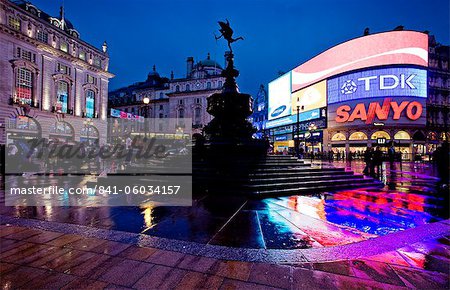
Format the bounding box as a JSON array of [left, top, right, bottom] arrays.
[[246, 176, 375, 190], [254, 182, 382, 196], [248, 173, 364, 184], [249, 168, 350, 177]]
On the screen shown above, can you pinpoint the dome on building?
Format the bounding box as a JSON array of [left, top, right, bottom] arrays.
[[196, 53, 222, 69]]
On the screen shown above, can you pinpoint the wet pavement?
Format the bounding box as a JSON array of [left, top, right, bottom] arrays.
[[0, 224, 449, 289], [1, 161, 448, 250]]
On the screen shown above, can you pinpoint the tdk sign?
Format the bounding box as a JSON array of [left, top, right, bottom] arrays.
[[328, 68, 427, 104]]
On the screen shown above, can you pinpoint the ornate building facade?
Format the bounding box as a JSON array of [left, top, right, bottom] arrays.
[[0, 0, 113, 145], [108, 53, 225, 138], [249, 84, 268, 139]]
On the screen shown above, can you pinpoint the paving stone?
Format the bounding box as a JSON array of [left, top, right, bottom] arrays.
[[350, 259, 405, 286], [0, 241, 39, 260], [0, 225, 27, 237], [63, 236, 108, 251], [391, 265, 449, 289], [28, 246, 72, 268], [24, 230, 64, 244], [90, 240, 131, 256], [46, 234, 84, 247], [312, 260, 354, 276], [220, 278, 283, 290], [0, 265, 48, 289], [118, 245, 157, 261], [209, 260, 253, 281], [73, 254, 118, 278], [175, 272, 224, 290], [363, 251, 410, 267], [3, 227, 42, 240], [62, 278, 109, 289], [133, 264, 188, 290], [292, 267, 405, 290], [248, 263, 293, 289], [28, 271, 77, 289], [0, 262, 19, 275], [146, 248, 186, 267], [98, 259, 154, 287], [41, 248, 88, 270], [2, 243, 48, 263], [177, 254, 218, 272], [0, 238, 26, 253]]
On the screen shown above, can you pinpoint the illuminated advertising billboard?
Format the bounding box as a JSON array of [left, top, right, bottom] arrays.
[[291, 31, 428, 92], [266, 108, 321, 129], [268, 72, 291, 120], [292, 80, 327, 114], [327, 67, 427, 104], [328, 97, 426, 128]]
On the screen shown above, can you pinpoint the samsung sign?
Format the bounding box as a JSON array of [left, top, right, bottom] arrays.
[[266, 108, 320, 129], [327, 67, 427, 104]]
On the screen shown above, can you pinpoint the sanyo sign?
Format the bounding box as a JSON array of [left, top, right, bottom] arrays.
[[328, 67, 427, 104]]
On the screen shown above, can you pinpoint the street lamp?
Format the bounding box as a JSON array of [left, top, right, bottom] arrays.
[[308, 123, 317, 159], [142, 97, 150, 138], [294, 101, 304, 158]]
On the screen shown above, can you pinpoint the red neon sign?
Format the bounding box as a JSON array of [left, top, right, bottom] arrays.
[[335, 98, 423, 124]]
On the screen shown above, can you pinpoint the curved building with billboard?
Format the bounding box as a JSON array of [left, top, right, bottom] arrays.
[[267, 30, 449, 160]]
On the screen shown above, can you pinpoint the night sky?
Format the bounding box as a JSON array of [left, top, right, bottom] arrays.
[[28, 0, 449, 94]]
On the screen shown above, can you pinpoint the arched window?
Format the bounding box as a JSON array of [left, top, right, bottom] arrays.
[[178, 108, 184, 119], [159, 92, 164, 99], [371, 131, 391, 140], [394, 131, 410, 140], [331, 133, 346, 141], [56, 81, 69, 113], [207, 82, 211, 89], [186, 84, 190, 91], [175, 85, 180, 92], [85, 90, 95, 118], [349, 132, 368, 140], [15, 68, 33, 105], [218, 81, 223, 88], [194, 107, 201, 125]]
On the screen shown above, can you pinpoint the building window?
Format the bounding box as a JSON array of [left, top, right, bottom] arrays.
[[159, 92, 164, 99], [178, 99, 183, 105], [79, 50, 86, 60], [349, 132, 367, 140], [394, 131, 411, 140], [207, 82, 211, 89], [16, 47, 35, 62], [57, 63, 70, 75], [159, 113, 163, 118], [56, 81, 69, 113], [331, 133, 346, 141], [218, 81, 223, 88], [159, 105, 163, 110], [15, 68, 33, 105], [196, 98, 201, 104], [8, 16, 21, 31], [194, 107, 201, 125], [175, 85, 180, 92], [371, 131, 391, 140], [178, 108, 184, 118], [36, 29, 48, 43], [85, 90, 95, 118], [93, 57, 101, 68], [60, 41, 68, 53], [86, 74, 96, 84], [185, 84, 190, 91]]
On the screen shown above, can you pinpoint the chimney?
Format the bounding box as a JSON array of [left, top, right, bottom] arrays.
[[170, 70, 174, 80], [186, 57, 194, 78]]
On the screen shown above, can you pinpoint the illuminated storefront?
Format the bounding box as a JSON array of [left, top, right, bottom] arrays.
[[267, 30, 449, 160]]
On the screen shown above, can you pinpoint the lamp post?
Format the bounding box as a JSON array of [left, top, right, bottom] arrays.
[[294, 102, 304, 158], [143, 96, 150, 138], [308, 123, 317, 160], [83, 119, 93, 145]]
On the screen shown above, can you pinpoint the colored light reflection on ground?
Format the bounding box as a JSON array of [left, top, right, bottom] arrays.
[[1, 161, 448, 250]]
